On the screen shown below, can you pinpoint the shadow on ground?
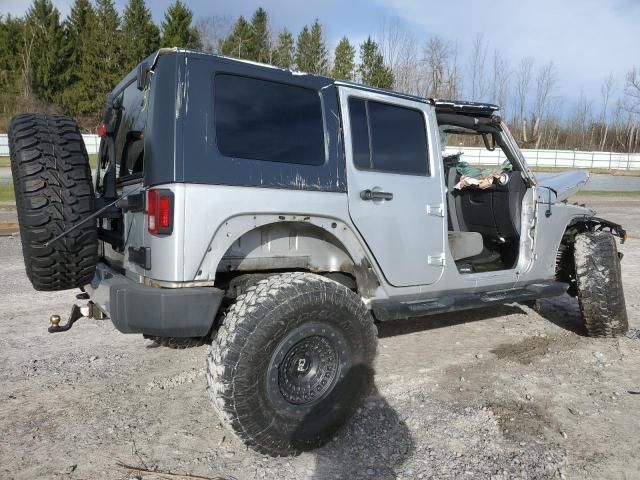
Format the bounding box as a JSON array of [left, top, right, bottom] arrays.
[[376, 304, 527, 339], [294, 365, 414, 480], [376, 294, 588, 340], [532, 295, 586, 335]]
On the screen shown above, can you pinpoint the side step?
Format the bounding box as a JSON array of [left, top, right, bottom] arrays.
[[371, 281, 568, 322]]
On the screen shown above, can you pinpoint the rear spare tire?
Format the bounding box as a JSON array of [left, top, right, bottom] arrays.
[[8, 113, 98, 291], [207, 272, 377, 455], [574, 231, 628, 337]]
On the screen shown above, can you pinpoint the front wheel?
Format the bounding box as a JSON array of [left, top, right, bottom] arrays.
[[206, 272, 377, 455], [574, 231, 628, 337]]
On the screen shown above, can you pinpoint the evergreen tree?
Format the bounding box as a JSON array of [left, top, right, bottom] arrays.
[[295, 20, 328, 75], [161, 1, 201, 49], [0, 15, 24, 96], [273, 29, 294, 68], [0, 15, 26, 128], [64, 0, 94, 78], [61, 0, 95, 116], [122, 0, 160, 71], [79, 0, 122, 116], [219, 15, 252, 59], [24, 0, 66, 104], [248, 7, 269, 63], [358, 37, 394, 89], [332, 36, 355, 81]]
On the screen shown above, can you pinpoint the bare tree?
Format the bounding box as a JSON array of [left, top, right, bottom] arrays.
[[421, 36, 460, 99], [195, 15, 233, 54], [624, 67, 640, 114], [378, 17, 419, 95], [490, 50, 511, 117], [599, 73, 615, 150], [532, 62, 557, 148], [514, 57, 534, 143], [469, 33, 488, 101]]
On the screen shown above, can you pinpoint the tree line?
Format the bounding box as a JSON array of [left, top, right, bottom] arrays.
[[1, 2, 639, 153]]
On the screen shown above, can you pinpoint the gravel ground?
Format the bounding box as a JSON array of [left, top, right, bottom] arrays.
[[1, 197, 639, 480]]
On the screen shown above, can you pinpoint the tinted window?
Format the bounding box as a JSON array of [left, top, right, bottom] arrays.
[[115, 82, 147, 177], [348, 98, 371, 169], [348, 98, 429, 176], [214, 74, 325, 166]]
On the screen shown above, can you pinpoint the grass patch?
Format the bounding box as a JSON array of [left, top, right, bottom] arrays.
[[1, 153, 97, 168], [0, 183, 14, 201], [572, 190, 640, 197], [530, 166, 640, 176]]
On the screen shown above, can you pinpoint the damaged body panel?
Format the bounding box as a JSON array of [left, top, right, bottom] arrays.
[[81, 48, 626, 333], [10, 47, 629, 457], [536, 170, 590, 202], [145, 50, 346, 192]]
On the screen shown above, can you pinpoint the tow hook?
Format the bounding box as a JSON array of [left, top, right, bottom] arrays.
[[48, 302, 102, 333]]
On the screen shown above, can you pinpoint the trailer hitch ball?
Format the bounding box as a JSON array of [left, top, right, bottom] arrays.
[[48, 304, 84, 333], [49, 315, 61, 328]]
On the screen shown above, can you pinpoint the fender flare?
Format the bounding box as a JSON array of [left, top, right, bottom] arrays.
[[193, 213, 382, 296], [566, 215, 627, 243]]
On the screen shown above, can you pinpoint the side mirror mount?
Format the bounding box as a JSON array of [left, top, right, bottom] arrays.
[[136, 62, 150, 91]]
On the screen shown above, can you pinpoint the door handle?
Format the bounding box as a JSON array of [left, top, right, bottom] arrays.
[[360, 189, 393, 201]]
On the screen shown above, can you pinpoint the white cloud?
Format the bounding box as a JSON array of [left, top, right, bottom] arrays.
[[372, 0, 640, 102]]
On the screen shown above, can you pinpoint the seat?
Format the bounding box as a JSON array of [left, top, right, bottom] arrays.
[[448, 231, 484, 261]]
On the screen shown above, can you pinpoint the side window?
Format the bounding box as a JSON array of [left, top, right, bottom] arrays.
[[348, 98, 370, 169], [214, 74, 325, 166], [348, 97, 429, 176]]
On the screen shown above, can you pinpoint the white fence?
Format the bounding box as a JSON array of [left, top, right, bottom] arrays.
[[0, 134, 101, 157], [443, 146, 640, 170], [1, 133, 640, 170]]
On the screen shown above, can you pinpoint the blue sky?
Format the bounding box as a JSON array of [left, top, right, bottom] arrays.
[[3, 0, 640, 110]]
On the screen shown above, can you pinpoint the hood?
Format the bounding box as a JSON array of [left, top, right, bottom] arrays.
[[535, 170, 590, 202]]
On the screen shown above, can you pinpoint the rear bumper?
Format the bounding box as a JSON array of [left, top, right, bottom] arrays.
[[86, 262, 224, 337]]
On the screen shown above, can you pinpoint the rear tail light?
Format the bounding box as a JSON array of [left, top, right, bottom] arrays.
[[147, 189, 174, 235], [96, 122, 108, 138]]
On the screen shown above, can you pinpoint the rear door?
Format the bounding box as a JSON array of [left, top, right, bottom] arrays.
[[338, 87, 445, 287], [96, 79, 148, 273]]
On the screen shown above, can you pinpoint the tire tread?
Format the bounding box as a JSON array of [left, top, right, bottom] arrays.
[[574, 231, 628, 337], [8, 113, 97, 291]]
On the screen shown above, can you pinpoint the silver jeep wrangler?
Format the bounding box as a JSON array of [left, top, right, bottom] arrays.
[[8, 48, 628, 455]]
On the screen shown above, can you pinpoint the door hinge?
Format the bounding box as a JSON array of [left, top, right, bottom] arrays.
[[426, 203, 445, 217], [427, 253, 446, 266]]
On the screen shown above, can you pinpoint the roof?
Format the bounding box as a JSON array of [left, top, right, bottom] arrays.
[[145, 49, 501, 115], [432, 99, 500, 116]]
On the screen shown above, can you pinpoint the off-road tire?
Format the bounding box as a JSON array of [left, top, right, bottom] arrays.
[[574, 231, 628, 337], [8, 113, 97, 291], [207, 272, 377, 456]]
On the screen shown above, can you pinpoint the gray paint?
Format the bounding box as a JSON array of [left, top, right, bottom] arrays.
[[338, 86, 446, 286], [92, 53, 614, 328]]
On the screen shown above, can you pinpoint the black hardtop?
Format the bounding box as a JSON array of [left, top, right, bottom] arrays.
[[107, 49, 500, 192], [146, 49, 500, 113]]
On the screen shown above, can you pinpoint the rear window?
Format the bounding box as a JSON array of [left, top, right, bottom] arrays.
[[348, 97, 429, 176], [114, 82, 146, 177], [214, 74, 326, 166], [96, 81, 146, 192]]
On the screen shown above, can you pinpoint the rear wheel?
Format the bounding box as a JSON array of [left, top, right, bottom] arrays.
[[9, 113, 97, 291], [574, 231, 628, 337], [207, 272, 377, 455]]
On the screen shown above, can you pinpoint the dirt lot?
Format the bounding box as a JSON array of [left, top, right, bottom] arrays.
[[1, 196, 639, 480]]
